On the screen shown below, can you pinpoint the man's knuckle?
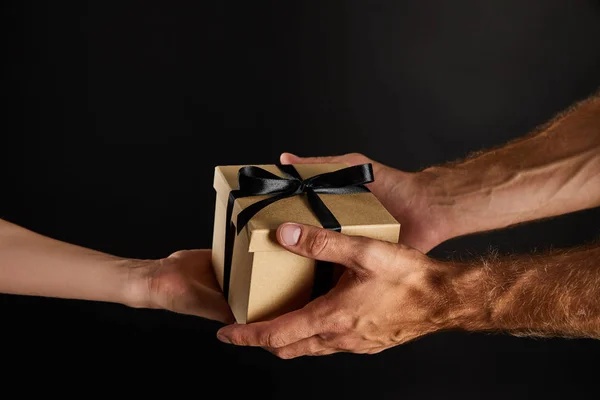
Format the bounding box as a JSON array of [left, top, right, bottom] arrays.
[[347, 152, 368, 163], [334, 338, 356, 352], [329, 312, 354, 333], [274, 348, 295, 359], [317, 332, 336, 342], [359, 239, 395, 271], [357, 236, 374, 252], [169, 250, 186, 258], [229, 331, 247, 346], [352, 248, 369, 267], [270, 347, 285, 359], [352, 238, 376, 267], [308, 229, 329, 257], [264, 331, 286, 348]]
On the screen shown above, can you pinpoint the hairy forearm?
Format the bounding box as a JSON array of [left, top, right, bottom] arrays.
[[0, 219, 141, 306], [450, 243, 600, 338], [418, 90, 600, 242]]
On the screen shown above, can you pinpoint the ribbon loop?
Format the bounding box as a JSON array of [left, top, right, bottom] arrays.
[[237, 166, 295, 195], [233, 163, 373, 233]]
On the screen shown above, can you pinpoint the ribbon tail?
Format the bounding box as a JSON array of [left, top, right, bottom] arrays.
[[304, 188, 341, 299], [305, 188, 341, 232], [222, 190, 241, 301], [276, 163, 303, 180]]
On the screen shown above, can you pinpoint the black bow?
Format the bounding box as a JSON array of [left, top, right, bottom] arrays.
[[223, 163, 374, 301]]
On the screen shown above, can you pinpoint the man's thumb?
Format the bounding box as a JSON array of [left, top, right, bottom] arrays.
[[276, 223, 368, 272]]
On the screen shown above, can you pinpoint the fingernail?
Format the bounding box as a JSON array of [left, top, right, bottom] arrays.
[[280, 224, 301, 246], [217, 332, 231, 344]]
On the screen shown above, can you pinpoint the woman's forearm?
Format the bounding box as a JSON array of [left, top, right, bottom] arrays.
[[418, 90, 600, 242], [0, 219, 142, 306]]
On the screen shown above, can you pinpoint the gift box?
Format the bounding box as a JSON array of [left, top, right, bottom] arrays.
[[211, 162, 400, 324]]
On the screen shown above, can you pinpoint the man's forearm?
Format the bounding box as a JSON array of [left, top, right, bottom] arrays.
[[450, 243, 600, 339], [417, 90, 600, 242], [0, 219, 143, 307]]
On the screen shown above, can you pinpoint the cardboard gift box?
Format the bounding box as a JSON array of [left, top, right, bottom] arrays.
[[211, 163, 400, 324]]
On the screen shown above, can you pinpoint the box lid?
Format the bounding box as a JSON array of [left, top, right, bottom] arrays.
[[213, 163, 400, 252]]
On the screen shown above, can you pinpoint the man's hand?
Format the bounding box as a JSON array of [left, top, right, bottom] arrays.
[[215, 223, 468, 358], [281, 90, 600, 252], [131, 250, 234, 324], [215, 223, 600, 357], [280, 153, 446, 253]]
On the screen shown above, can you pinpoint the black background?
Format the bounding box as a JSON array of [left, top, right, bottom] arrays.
[[2, 1, 600, 398]]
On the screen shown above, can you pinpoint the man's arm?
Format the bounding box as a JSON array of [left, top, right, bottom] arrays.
[[456, 242, 600, 339], [417, 89, 600, 244], [216, 91, 600, 357], [216, 224, 600, 358], [281, 89, 600, 251]]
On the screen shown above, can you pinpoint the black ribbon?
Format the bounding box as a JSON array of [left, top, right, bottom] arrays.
[[222, 163, 374, 301]]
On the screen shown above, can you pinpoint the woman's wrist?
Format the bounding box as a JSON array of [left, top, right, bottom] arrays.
[[119, 258, 157, 309]]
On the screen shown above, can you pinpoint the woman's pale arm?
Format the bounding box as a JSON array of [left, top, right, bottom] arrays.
[[0, 218, 140, 305], [0, 218, 233, 322]]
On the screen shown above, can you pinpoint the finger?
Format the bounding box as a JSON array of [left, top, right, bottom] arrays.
[[168, 249, 210, 260], [280, 152, 369, 166], [266, 335, 328, 359], [216, 300, 326, 348], [178, 285, 235, 324], [192, 307, 235, 325], [269, 334, 372, 359], [313, 343, 384, 356], [277, 223, 379, 272], [313, 348, 338, 356]]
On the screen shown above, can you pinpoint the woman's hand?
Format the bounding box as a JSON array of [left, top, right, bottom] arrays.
[[130, 249, 234, 324]]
